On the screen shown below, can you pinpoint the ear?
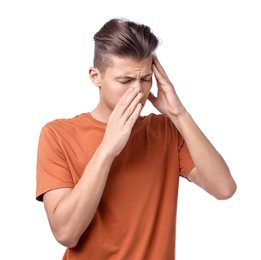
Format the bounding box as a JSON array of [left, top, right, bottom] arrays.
[[89, 67, 102, 87]]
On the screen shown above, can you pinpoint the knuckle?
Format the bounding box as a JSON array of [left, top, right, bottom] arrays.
[[126, 107, 133, 115]]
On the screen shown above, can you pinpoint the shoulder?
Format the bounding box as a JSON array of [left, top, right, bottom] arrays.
[[140, 113, 176, 129], [40, 113, 90, 139], [137, 113, 179, 138], [43, 112, 90, 130]]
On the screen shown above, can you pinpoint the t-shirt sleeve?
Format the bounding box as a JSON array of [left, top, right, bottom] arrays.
[[178, 133, 195, 178], [36, 124, 74, 201]]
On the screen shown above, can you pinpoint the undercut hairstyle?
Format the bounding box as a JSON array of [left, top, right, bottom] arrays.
[[93, 18, 159, 72]]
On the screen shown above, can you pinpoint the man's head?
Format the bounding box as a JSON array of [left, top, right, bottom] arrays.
[[93, 18, 159, 73], [89, 18, 159, 120]]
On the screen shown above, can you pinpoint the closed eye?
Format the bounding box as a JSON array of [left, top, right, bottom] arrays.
[[142, 76, 152, 82], [119, 80, 131, 84]]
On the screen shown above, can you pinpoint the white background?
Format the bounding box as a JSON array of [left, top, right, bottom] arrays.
[[1, 0, 260, 259]]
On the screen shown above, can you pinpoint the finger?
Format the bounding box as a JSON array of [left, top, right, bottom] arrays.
[[121, 91, 143, 122], [112, 87, 140, 117], [153, 55, 167, 76], [124, 102, 143, 128], [152, 63, 161, 81], [152, 64, 165, 90]]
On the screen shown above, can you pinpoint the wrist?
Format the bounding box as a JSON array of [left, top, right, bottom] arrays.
[[168, 109, 190, 129], [97, 142, 117, 164], [168, 104, 187, 121]]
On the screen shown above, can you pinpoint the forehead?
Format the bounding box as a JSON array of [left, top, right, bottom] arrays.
[[104, 56, 153, 77]]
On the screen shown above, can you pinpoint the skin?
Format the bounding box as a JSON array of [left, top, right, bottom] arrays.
[[43, 55, 237, 248]]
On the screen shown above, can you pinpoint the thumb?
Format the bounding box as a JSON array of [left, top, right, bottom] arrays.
[[148, 92, 157, 105], [148, 92, 161, 112]]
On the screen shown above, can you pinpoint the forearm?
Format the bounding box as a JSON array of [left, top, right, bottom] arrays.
[[170, 111, 236, 199], [151, 56, 236, 198], [46, 87, 143, 247], [172, 111, 226, 173], [47, 143, 115, 248]]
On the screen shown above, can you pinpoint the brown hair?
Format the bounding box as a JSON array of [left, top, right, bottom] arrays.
[[93, 18, 159, 72]]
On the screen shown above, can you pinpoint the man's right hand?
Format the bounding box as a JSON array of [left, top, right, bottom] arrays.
[[101, 87, 143, 158]]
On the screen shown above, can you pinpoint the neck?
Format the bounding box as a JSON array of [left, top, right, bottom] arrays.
[[90, 103, 111, 123]]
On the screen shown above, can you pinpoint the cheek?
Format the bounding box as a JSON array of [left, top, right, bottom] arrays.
[[139, 83, 152, 104], [102, 83, 127, 105], [143, 82, 153, 96], [113, 85, 130, 101]]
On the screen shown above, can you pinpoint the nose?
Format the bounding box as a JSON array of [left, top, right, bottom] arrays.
[[132, 81, 150, 105], [132, 81, 142, 93]]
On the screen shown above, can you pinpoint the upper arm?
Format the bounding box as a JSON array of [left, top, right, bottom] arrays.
[[187, 166, 237, 200], [36, 125, 74, 201], [187, 166, 199, 184], [187, 166, 208, 192], [43, 188, 72, 221]]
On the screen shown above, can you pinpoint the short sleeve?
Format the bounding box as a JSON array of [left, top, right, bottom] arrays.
[[178, 133, 195, 178], [36, 125, 74, 201]]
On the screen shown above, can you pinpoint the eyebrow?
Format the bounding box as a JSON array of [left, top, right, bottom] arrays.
[[115, 73, 153, 80]]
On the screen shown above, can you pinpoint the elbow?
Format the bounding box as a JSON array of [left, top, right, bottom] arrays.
[[58, 238, 78, 249], [53, 228, 80, 248], [215, 181, 237, 200]]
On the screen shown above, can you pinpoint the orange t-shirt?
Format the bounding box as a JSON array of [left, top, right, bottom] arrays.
[[36, 112, 194, 260]]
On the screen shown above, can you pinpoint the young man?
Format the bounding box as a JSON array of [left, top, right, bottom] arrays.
[[36, 18, 237, 259]]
